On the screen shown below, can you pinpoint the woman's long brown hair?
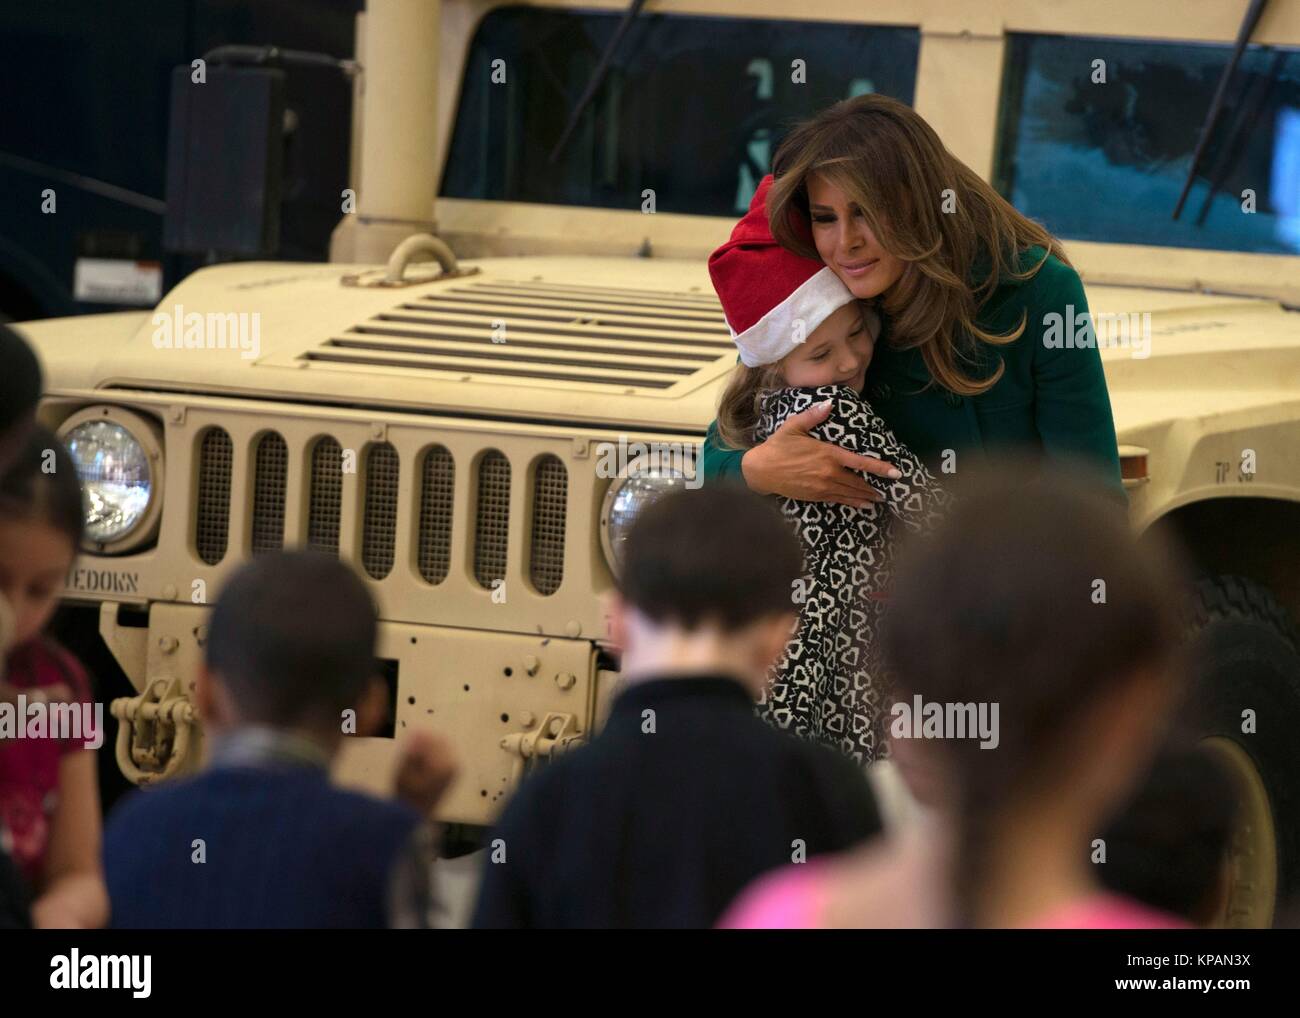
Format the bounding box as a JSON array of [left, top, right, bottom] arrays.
[[767, 94, 1069, 396]]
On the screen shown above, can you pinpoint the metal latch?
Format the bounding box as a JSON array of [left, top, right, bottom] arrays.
[[340, 232, 481, 288], [109, 676, 198, 786], [499, 712, 584, 783]]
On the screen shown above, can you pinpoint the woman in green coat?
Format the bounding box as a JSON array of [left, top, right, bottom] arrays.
[[703, 94, 1124, 505]]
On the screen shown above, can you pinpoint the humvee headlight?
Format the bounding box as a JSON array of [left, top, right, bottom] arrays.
[[599, 457, 693, 576], [58, 408, 164, 554]]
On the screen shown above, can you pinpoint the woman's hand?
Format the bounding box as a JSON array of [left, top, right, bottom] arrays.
[[741, 399, 900, 506]]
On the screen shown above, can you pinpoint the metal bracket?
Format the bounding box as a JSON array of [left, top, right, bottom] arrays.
[[498, 711, 584, 784], [340, 232, 481, 288], [110, 675, 198, 786]]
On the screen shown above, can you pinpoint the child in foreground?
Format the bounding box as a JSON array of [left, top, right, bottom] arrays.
[[472, 486, 883, 929], [0, 323, 45, 929], [709, 174, 949, 763], [103, 551, 457, 928], [0, 327, 52, 739], [0, 427, 107, 929], [721, 468, 1192, 928]]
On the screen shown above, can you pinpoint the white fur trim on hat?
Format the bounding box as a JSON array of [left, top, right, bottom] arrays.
[[731, 266, 856, 367]]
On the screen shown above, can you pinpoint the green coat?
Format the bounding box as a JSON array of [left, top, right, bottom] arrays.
[[701, 248, 1126, 501]]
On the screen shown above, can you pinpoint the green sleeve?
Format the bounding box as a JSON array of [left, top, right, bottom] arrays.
[[701, 419, 747, 485], [1031, 262, 1128, 505]]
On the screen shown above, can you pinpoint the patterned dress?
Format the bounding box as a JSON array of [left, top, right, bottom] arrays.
[[753, 384, 951, 763]]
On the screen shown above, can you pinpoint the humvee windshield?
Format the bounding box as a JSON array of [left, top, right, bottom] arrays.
[[441, 8, 918, 216], [994, 34, 1300, 254]]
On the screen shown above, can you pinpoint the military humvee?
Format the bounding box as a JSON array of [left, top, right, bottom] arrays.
[[15, 0, 1300, 926]]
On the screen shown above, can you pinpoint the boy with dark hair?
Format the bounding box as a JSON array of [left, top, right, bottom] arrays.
[[472, 486, 883, 928], [103, 551, 456, 928]]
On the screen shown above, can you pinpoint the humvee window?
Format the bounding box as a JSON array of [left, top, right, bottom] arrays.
[[995, 34, 1300, 254], [441, 8, 919, 216]]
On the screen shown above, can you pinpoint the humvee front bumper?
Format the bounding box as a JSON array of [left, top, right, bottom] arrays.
[[100, 600, 619, 824]]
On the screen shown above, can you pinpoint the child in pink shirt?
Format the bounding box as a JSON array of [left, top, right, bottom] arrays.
[[720, 471, 1193, 929], [0, 427, 107, 928]]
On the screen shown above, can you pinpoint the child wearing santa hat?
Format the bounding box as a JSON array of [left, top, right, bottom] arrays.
[[709, 175, 950, 763]]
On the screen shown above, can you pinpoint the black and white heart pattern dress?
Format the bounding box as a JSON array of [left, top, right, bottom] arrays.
[[753, 383, 951, 763]]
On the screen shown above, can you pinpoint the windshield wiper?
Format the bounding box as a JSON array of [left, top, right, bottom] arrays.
[[1172, 0, 1270, 219], [548, 0, 648, 166], [1194, 48, 1285, 225]]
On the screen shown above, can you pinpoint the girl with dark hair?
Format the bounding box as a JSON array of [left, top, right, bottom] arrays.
[[721, 468, 1190, 928], [0, 426, 108, 928]]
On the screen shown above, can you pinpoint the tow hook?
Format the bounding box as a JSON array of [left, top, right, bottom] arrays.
[[499, 712, 584, 783], [109, 676, 198, 785]]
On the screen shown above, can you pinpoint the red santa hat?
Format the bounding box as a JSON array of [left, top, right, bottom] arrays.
[[708, 175, 854, 367]]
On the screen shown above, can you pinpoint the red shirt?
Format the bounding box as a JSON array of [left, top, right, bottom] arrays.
[[0, 638, 95, 884]]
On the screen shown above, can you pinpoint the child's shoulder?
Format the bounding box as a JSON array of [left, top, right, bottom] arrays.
[[5, 637, 91, 699], [717, 860, 829, 929], [321, 779, 425, 832], [104, 771, 208, 834], [108, 766, 421, 831], [756, 383, 873, 436], [233, 765, 421, 830], [761, 382, 867, 409]]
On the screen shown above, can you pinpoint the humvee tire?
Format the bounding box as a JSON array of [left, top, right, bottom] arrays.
[[1183, 575, 1300, 928]]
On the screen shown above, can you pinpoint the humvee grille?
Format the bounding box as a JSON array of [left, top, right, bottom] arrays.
[[529, 455, 567, 595], [251, 432, 287, 555], [417, 446, 455, 584], [473, 451, 511, 588], [196, 428, 233, 565], [298, 280, 733, 391], [361, 442, 400, 579], [187, 426, 571, 600], [308, 437, 343, 554]]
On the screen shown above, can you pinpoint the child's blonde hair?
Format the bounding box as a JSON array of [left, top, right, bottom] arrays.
[[715, 360, 787, 451], [715, 301, 874, 450]]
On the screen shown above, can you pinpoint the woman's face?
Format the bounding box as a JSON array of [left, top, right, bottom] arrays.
[[780, 301, 873, 392], [0, 517, 75, 647], [806, 171, 906, 299]]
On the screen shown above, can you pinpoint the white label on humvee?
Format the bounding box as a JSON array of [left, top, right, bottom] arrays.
[[73, 258, 162, 305]]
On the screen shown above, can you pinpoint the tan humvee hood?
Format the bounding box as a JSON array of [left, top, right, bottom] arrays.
[[22, 257, 733, 434], [17, 257, 1299, 437]]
